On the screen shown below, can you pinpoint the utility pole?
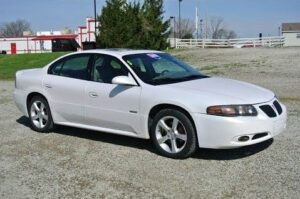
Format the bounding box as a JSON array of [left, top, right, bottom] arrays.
[[205, 12, 208, 39], [200, 19, 203, 39], [195, 7, 199, 39], [178, 0, 182, 39], [170, 16, 176, 48], [94, 0, 97, 39]]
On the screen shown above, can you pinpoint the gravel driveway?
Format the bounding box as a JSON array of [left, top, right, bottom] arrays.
[[1, 48, 299, 198]]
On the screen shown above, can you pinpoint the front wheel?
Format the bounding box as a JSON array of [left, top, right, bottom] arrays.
[[28, 96, 54, 133], [150, 109, 197, 159]]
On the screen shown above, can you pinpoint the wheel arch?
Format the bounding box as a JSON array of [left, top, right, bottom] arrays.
[[148, 103, 197, 134], [26, 92, 49, 113]]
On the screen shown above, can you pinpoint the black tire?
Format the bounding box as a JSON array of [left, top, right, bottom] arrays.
[[28, 95, 55, 133], [150, 109, 197, 159]]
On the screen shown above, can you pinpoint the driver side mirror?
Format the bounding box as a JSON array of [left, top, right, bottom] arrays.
[[112, 76, 137, 86]]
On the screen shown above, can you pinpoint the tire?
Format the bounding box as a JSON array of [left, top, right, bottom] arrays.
[[150, 109, 197, 159], [28, 95, 55, 133]]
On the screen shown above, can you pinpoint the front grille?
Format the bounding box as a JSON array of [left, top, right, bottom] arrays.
[[252, 132, 268, 140], [273, 100, 282, 115], [259, 105, 276, 117]]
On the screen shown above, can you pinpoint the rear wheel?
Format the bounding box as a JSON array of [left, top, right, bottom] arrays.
[[28, 96, 54, 133], [150, 109, 197, 159]]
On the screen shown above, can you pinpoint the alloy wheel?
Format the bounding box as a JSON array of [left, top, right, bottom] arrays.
[[30, 100, 48, 129], [155, 116, 187, 153]]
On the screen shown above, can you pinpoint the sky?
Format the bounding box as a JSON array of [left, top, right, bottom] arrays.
[[0, 0, 299, 38]]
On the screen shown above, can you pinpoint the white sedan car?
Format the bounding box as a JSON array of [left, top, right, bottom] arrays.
[[13, 49, 287, 159]]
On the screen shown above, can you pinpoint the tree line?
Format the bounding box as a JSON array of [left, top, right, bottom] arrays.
[[170, 16, 237, 39], [97, 0, 236, 48], [0, 0, 238, 50], [0, 20, 31, 37]]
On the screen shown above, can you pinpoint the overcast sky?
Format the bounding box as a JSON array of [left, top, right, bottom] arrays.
[[0, 0, 299, 37]]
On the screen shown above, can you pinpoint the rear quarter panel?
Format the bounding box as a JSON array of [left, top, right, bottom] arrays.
[[15, 68, 47, 114]]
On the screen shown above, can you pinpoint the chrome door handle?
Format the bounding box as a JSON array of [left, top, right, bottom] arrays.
[[89, 92, 98, 98], [44, 84, 52, 88]]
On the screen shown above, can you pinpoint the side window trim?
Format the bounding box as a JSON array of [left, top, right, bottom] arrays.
[[57, 59, 65, 75], [86, 53, 94, 81], [48, 57, 66, 75]]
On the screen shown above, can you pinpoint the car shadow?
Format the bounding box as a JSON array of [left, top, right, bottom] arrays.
[[192, 139, 273, 160], [16, 116, 273, 160], [16, 116, 155, 153]]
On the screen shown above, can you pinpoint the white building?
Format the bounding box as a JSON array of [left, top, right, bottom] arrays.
[[0, 18, 98, 54], [0, 36, 36, 54], [76, 17, 99, 49], [282, 23, 300, 47], [36, 31, 63, 36]]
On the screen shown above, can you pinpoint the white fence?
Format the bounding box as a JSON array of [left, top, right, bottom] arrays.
[[175, 36, 285, 49]]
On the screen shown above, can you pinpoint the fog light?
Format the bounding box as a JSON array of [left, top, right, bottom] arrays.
[[238, 136, 250, 142]]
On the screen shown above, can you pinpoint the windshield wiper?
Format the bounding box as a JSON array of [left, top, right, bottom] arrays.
[[149, 74, 208, 85], [178, 74, 204, 80]]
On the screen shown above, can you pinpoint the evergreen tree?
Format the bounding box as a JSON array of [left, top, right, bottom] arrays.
[[97, 0, 127, 48], [97, 0, 170, 50], [123, 2, 144, 48], [141, 0, 170, 49]]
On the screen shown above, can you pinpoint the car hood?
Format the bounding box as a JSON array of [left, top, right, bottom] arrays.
[[167, 77, 274, 105]]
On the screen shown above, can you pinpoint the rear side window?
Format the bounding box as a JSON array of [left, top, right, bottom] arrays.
[[50, 61, 63, 75], [49, 54, 90, 80]]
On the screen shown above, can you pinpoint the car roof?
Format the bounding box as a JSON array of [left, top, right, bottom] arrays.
[[81, 48, 164, 56]]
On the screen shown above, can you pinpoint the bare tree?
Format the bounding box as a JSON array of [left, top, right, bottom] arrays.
[[214, 28, 237, 39], [205, 16, 237, 39], [226, 30, 237, 39], [0, 20, 32, 37], [62, 27, 73, 34], [170, 16, 237, 39], [170, 18, 195, 39], [208, 17, 225, 39]]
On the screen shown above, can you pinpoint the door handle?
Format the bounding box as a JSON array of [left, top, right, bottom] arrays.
[[44, 84, 52, 88], [89, 92, 98, 98]]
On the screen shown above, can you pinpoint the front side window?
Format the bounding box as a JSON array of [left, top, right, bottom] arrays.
[[91, 54, 129, 84], [123, 53, 207, 85], [49, 54, 90, 80]]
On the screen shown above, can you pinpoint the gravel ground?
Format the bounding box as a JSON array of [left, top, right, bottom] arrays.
[[1, 48, 299, 198]]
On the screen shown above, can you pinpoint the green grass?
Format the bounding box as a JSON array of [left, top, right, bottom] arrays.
[[0, 52, 68, 80]]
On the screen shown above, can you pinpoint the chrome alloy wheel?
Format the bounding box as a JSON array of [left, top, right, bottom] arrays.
[[155, 116, 187, 153], [30, 100, 48, 129]]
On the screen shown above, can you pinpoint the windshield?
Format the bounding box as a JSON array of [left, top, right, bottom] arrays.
[[122, 53, 208, 85]]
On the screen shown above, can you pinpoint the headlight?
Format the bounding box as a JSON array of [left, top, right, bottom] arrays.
[[207, 105, 257, 117]]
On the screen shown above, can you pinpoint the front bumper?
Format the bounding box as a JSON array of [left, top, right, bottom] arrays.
[[193, 100, 287, 149]]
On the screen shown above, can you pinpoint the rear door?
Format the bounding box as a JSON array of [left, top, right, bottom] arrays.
[[43, 53, 92, 124]]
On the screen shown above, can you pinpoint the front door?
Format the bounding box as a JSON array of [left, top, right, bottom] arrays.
[[84, 54, 142, 135]]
